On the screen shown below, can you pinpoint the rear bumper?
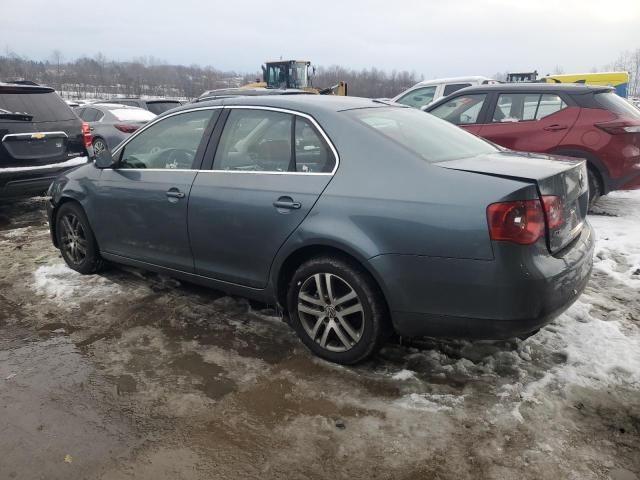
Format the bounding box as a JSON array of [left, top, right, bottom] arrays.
[[0, 157, 89, 199], [369, 222, 595, 339]]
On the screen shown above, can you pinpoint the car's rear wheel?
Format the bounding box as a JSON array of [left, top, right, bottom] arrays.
[[93, 138, 107, 156], [56, 202, 103, 274], [287, 256, 388, 364]]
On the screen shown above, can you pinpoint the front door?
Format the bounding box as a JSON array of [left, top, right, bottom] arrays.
[[189, 107, 337, 288], [92, 108, 217, 272], [428, 93, 489, 135]]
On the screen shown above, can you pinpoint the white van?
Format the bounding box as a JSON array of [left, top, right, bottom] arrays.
[[391, 76, 498, 109]]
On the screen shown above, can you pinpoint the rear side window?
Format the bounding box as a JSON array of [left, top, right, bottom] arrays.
[[595, 92, 640, 119], [82, 108, 101, 122], [443, 83, 472, 96], [429, 94, 487, 125], [0, 91, 75, 122], [214, 109, 293, 172], [396, 86, 437, 108], [492, 93, 567, 122], [294, 117, 334, 173]]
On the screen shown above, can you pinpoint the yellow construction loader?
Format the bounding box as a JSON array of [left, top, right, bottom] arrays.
[[244, 60, 347, 96]]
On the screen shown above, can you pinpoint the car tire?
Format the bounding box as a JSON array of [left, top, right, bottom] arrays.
[[55, 202, 104, 274], [92, 138, 107, 156], [587, 167, 602, 209], [286, 255, 389, 365]]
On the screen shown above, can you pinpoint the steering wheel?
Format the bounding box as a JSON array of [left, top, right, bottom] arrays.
[[161, 148, 195, 169]]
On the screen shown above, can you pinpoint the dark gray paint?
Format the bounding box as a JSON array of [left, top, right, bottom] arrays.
[[48, 95, 594, 340]]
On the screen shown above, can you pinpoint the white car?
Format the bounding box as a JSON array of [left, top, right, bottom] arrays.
[[391, 76, 499, 110]]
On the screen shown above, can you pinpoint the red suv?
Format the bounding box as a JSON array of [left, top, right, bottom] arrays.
[[426, 83, 640, 205]]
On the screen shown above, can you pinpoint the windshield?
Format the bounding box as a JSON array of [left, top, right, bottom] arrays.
[[347, 107, 498, 162], [110, 108, 156, 122], [147, 101, 181, 115]]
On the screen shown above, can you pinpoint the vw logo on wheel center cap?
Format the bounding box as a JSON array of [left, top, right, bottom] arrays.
[[325, 305, 337, 318]]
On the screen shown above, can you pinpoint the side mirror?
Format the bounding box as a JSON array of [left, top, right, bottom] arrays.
[[95, 149, 116, 169]]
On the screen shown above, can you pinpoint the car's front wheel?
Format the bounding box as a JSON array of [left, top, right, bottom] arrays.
[[55, 202, 103, 274], [287, 256, 388, 364]]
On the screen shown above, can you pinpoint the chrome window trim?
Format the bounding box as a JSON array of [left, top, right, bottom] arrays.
[[110, 105, 340, 176], [2, 131, 69, 142]]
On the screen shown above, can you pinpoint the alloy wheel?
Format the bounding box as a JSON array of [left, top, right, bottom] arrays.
[[60, 213, 88, 265], [93, 139, 106, 156], [297, 273, 365, 352]]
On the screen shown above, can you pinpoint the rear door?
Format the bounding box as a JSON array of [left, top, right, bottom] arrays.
[[188, 107, 337, 288], [477, 92, 580, 152], [92, 108, 219, 271]]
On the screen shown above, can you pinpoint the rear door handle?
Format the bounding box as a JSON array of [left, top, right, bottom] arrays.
[[273, 197, 301, 210], [166, 189, 185, 199], [543, 124, 568, 131]]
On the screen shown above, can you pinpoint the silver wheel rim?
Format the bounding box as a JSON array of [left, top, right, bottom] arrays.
[[297, 273, 365, 353], [60, 213, 88, 265], [93, 140, 106, 155]]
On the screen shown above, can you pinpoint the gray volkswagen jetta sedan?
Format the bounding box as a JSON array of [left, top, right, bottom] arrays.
[[47, 95, 594, 364]]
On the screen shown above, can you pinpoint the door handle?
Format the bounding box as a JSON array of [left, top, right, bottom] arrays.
[[166, 189, 185, 199], [543, 124, 568, 131], [273, 197, 301, 210]]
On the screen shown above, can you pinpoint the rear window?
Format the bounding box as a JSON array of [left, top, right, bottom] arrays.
[[0, 91, 75, 122], [347, 107, 498, 163], [110, 108, 157, 122], [595, 92, 640, 119], [147, 101, 181, 115]]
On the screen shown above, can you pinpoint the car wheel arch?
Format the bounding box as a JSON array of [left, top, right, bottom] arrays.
[[273, 244, 392, 318], [548, 148, 610, 194]]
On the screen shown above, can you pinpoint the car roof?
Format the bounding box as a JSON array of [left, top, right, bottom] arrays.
[[0, 82, 54, 94], [448, 83, 614, 95], [199, 87, 308, 98], [172, 95, 400, 116], [87, 103, 145, 110], [412, 76, 493, 86]]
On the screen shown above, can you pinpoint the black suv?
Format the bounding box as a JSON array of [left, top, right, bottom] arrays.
[[99, 98, 182, 115], [1, 82, 91, 199]]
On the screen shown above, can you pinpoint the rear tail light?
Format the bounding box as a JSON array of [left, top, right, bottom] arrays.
[[81, 122, 92, 149], [595, 120, 640, 135], [487, 200, 545, 245], [114, 123, 139, 133], [487, 195, 564, 245], [541, 195, 563, 229]]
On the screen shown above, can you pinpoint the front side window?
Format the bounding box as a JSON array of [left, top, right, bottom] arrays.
[[214, 109, 293, 172], [443, 83, 472, 96], [118, 109, 214, 169], [429, 94, 486, 125], [396, 86, 437, 108], [349, 106, 497, 163], [492, 93, 567, 122]]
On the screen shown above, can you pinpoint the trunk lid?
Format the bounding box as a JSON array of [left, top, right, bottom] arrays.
[[436, 151, 589, 253]]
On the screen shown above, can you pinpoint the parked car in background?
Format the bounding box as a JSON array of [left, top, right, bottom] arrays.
[[391, 76, 498, 110], [101, 97, 182, 115], [47, 95, 593, 364], [426, 83, 640, 206], [74, 104, 156, 154], [0, 82, 90, 199]]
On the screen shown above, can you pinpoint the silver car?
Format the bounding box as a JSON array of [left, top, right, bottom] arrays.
[[74, 103, 156, 154]]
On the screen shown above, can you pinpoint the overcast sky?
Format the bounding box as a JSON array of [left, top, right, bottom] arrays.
[[2, 0, 639, 78]]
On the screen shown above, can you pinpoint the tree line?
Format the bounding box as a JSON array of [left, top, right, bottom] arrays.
[[1, 48, 638, 100], [0, 51, 421, 100]]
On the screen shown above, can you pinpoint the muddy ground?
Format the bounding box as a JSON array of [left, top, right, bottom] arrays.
[[0, 195, 639, 480]]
